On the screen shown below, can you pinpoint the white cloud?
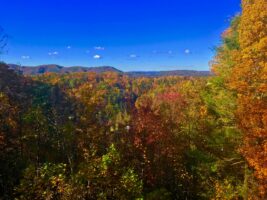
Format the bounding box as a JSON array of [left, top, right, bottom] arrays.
[[184, 49, 191, 54], [153, 50, 173, 55], [93, 54, 102, 59], [48, 51, 59, 56], [129, 54, 137, 58], [21, 55, 30, 59], [94, 46, 105, 50]]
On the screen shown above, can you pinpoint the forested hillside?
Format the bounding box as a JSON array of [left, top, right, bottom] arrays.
[[0, 0, 266, 199], [7, 64, 210, 77]]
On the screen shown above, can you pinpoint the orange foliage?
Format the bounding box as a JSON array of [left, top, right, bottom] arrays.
[[228, 0, 267, 197]]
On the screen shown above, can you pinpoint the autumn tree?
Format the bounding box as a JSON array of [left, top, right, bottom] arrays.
[[227, 0, 267, 197]]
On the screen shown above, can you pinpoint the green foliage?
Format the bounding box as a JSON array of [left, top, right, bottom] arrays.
[[223, 16, 240, 51], [15, 163, 71, 200], [0, 55, 256, 199], [145, 188, 172, 200]]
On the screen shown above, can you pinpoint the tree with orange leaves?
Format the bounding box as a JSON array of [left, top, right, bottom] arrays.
[[228, 0, 267, 198]]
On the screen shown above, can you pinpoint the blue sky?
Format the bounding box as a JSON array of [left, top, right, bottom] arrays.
[[0, 0, 241, 71]]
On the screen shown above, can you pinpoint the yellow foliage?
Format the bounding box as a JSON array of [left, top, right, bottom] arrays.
[[228, 0, 267, 197]]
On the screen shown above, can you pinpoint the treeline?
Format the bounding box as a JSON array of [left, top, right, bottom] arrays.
[[0, 0, 266, 199]]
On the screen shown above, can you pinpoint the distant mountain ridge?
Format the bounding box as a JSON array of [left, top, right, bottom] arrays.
[[8, 64, 211, 77], [125, 70, 211, 77], [8, 64, 122, 75]]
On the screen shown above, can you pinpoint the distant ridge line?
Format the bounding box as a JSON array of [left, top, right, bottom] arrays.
[[8, 64, 211, 77]]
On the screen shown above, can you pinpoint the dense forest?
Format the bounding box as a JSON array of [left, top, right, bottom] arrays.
[[0, 0, 266, 199]]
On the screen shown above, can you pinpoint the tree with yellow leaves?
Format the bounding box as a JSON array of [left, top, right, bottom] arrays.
[[229, 0, 267, 197]]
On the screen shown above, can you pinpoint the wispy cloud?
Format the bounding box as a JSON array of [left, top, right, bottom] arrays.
[[129, 54, 138, 58], [93, 54, 102, 59], [21, 55, 30, 59], [184, 49, 191, 54], [153, 50, 174, 55], [94, 46, 105, 50], [48, 51, 59, 56]]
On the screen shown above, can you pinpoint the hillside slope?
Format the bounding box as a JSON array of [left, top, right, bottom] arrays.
[[8, 64, 211, 77]]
